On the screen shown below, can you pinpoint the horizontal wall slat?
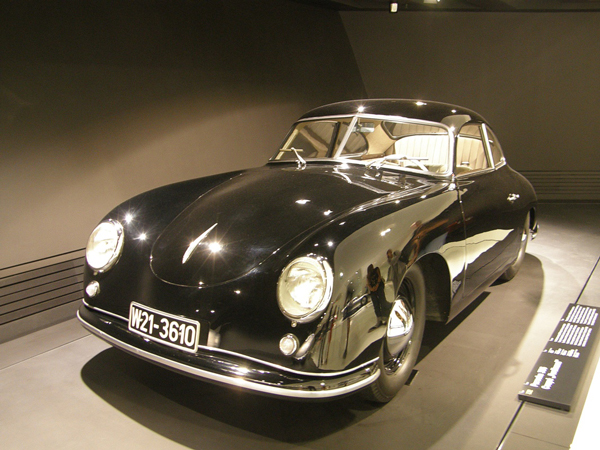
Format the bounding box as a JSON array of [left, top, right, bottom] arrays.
[[0, 250, 85, 326], [520, 171, 600, 201], [0, 277, 83, 311], [0, 249, 85, 279], [0, 258, 84, 290], [0, 291, 82, 326], [0, 284, 82, 317]]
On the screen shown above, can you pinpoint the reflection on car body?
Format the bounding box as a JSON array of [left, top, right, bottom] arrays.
[[78, 99, 537, 402]]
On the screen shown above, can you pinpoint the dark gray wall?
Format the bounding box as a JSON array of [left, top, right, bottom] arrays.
[[3, 4, 599, 271], [0, 0, 366, 268], [341, 12, 600, 173]]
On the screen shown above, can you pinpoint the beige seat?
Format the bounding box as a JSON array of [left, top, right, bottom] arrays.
[[393, 135, 449, 173], [455, 137, 489, 173]]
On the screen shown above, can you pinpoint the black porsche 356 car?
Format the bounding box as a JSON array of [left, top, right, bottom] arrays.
[[78, 99, 537, 402]]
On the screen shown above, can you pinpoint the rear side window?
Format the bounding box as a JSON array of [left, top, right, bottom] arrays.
[[455, 124, 490, 174]]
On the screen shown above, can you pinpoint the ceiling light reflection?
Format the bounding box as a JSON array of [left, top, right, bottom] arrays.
[[208, 242, 222, 253]]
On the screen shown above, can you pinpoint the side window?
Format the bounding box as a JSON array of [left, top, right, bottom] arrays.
[[484, 126, 505, 167], [455, 124, 490, 174]]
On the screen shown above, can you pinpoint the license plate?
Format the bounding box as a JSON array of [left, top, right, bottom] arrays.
[[128, 302, 200, 353]]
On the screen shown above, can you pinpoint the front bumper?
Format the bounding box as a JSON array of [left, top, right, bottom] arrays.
[[77, 303, 379, 399]]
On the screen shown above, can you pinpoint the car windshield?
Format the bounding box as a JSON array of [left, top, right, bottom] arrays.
[[271, 116, 451, 175]]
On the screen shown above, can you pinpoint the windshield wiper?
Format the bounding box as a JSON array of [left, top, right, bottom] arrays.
[[367, 154, 428, 171], [280, 147, 307, 170]]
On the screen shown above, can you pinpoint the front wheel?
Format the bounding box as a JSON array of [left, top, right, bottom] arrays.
[[364, 264, 426, 403]]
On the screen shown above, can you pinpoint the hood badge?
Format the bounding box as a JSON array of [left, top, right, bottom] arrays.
[[182, 223, 218, 264]]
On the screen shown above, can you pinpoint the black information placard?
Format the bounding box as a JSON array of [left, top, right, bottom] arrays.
[[519, 303, 600, 411]]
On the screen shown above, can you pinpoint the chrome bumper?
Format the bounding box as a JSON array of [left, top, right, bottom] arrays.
[[77, 306, 379, 399]]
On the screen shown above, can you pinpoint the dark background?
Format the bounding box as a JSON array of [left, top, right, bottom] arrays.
[[1, 0, 598, 268]]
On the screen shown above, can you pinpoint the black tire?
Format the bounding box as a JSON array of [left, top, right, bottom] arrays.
[[499, 212, 531, 282], [364, 264, 426, 403]]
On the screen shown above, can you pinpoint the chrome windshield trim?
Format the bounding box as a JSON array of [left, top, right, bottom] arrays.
[[78, 310, 380, 399], [333, 115, 359, 158], [296, 112, 453, 128], [80, 301, 379, 379], [272, 113, 455, 177], [294, 113, 455, 138]]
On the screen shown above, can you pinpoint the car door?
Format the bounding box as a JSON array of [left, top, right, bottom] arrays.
[[454, 123, 521, 299]]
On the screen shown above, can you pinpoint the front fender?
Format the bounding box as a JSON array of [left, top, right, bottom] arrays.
[[299, 185, 464, 371]]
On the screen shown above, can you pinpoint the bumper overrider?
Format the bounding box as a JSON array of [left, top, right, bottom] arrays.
[[77, 302, 380, 399]]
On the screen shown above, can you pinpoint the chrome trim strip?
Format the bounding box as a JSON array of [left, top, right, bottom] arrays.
[[480, 123, 495, 169], [481, 124, 507, 170], [79, 301, 379, 379], [78, 310, 380, 399], [82, 298, 126, 321], [454, 166, 496, 178]]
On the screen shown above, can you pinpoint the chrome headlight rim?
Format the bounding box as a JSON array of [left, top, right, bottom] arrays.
[[86, 219, 125, 273], [277, 256, 334, 323]]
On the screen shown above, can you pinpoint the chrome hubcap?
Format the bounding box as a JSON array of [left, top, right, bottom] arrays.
[[386, 298, 414, 357]]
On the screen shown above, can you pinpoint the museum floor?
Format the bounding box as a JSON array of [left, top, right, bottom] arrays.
[[1, 203, 599, 450]]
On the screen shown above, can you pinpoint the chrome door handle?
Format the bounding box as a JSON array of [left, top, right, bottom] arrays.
[[507, 193, 520, 203]]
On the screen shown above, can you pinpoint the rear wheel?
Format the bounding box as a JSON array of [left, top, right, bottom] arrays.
[[364, 264, 426, 403], [499, 212, 531, 282]]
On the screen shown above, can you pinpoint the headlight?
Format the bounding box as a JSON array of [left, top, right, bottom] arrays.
[[86, 220, 125, 272], [277, 256, 333, 323]]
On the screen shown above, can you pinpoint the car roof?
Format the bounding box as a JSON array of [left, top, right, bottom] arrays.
[[299, 99, 488, 130]]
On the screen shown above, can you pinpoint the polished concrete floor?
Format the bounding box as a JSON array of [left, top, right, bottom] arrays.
[[1, 203, 599, 450]]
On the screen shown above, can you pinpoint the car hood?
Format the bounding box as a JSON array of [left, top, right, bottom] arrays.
[[150, 164, 428, 287]]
